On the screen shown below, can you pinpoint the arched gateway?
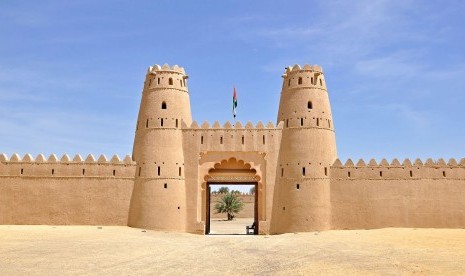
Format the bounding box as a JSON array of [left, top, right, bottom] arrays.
[[202, 158, 261, 234]]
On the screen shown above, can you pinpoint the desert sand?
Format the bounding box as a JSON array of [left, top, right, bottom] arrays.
[[1, 223, 465, 275]]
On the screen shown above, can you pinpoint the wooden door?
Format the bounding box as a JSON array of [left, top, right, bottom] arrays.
[[205, 185, 211, 234]]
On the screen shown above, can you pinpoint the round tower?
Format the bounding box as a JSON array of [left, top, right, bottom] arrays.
[[128, 64, 192, 231], [271, 64, 337, 233]]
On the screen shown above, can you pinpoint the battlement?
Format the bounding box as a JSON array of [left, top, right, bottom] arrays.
[[331, 158, 465, 179], [182, 120, 282, 130], [181, 120, 283, 154], [147, 64, 186, 75], [283, 64, 323, 76], [280, 64, 326, 91], [0, 153, 136, 178]]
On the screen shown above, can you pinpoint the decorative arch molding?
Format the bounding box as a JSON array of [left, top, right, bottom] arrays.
[[204, 157, 261, 183]]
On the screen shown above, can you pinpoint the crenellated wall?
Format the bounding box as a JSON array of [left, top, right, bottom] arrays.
[[0, 153, 135, 225], [182, 120, 281, 152], [330, 158, 465, 229]]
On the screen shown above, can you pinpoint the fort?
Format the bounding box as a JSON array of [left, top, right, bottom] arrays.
[[1, 63, 464, 234]]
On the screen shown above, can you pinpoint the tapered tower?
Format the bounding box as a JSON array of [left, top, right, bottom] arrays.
[[271, 64, 337, 233], [128, 64, 192, 231]]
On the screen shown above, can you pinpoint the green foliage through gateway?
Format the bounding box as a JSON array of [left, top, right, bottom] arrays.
[[214, 192, 244, 221]]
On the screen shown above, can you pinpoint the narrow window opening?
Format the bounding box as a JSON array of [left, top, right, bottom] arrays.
[[302, 167, 306, 176], [176, 119, 178, 128], [164, 183, 167, 189], [443, 171, 446, 177], [328, 120, 331, 128], [296, 184, 300, 190], [20, 168, 23, 175], [324, 167, 328, 176], [161, 102, 167, 109], [300, 118, 304, 126], [298, 77, 303, 85], [183, 79, 186, 87], [177, 206, 180, 210], [380, 171, 383, 177], [52, 169, 55, 175], [262, 135, 265, 144], [157, 166, 161, 176], [320, 79, 323, 86], [149, 79, 152, 86], [113, 169, 116, 176], [288, 79, 291, 86], [308, 101, 313, 109], [201, 136, 204, 144], [180, 80, 183, 86], [410, 170, 413, 177], [179, 167, 182, 177], [283, 207, 286, 211], [168, 78, 173, 85], [157, 78, 160, 85], [220, 136, 223, 144], [286, 119, 289, 128], [82, 169, 85, 175], [316, 118, 320, 126], [139, 167, 141, 176], [146, 119, 149, 128], [161, 118, 164, 127], [281, 168, 284, 177], [348, 171, 351, 178], [311, 77, 314, 84], [241, 135, 244, 144]]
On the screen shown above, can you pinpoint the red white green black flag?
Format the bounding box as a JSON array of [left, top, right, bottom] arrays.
[[232, 87, 238, 118]]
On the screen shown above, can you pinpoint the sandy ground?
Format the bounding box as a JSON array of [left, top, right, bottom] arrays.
[[1, 225, 465, 275], [210, 218, 254, 234]]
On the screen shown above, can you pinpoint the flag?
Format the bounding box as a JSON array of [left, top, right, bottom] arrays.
[[232, 87, 238, 118]]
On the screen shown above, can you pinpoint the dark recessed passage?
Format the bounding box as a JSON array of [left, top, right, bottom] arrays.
[[164, 183, 167, 189]]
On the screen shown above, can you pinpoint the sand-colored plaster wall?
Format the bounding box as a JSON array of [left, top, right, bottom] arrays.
[[330, 159, 465, 229], [0, 154, 135, 225]]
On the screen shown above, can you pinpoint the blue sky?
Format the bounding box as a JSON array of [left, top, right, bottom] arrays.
[[1, 0, 465, 162]]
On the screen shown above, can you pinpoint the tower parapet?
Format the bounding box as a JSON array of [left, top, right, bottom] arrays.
[[128, 64, 192, 231], [271, 64, 337, 233]]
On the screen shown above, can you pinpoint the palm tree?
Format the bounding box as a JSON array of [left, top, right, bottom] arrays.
[[214, 192, 244, 220], [218, 186, 230, 194]]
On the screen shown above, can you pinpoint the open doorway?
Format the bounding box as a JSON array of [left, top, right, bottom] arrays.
[[206, 183, 258, 235]]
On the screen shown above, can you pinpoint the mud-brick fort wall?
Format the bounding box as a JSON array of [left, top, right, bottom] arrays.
[[0, 153, 135, 225], [330, 158, 465, 229]]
